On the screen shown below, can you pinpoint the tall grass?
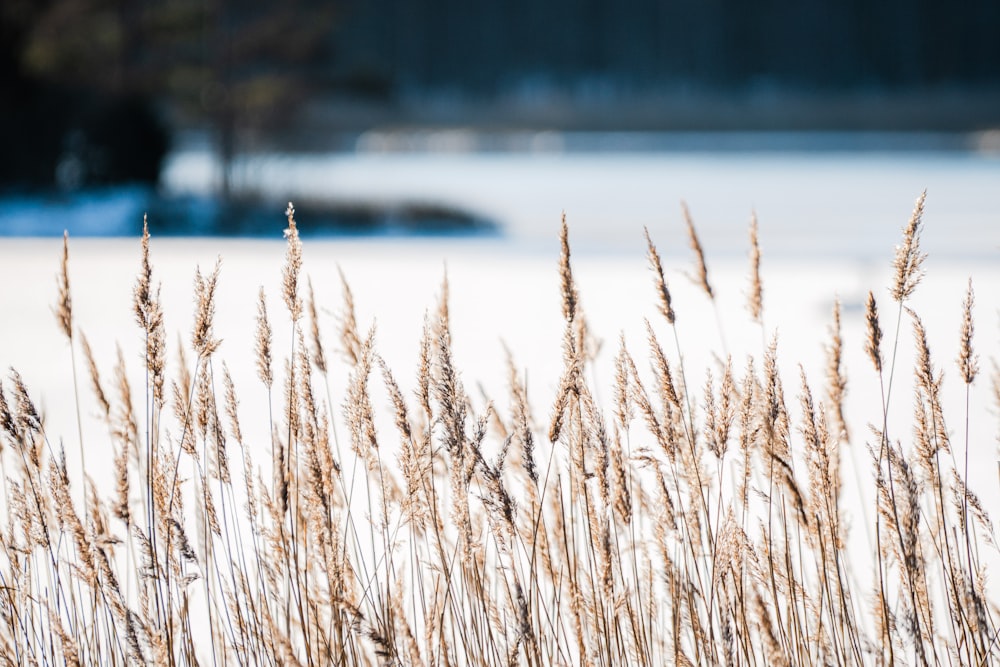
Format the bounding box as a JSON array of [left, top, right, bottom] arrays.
[[0, 195, 997, 665]]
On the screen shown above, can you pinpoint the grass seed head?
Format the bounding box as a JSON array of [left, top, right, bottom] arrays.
[[282, 202, 303, 321], [958, 278, 978, 384], [644, 227, 675, 325], [255, 287, 273, 387], [747, 211, 763, 323], [865, 291, 883, 373], [559, 212, 578, 322], [55, 230, 73, 340], [891, 190, 927, 303], [682, 200, 714, 299]]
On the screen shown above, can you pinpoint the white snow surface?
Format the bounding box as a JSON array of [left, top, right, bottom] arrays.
[[163, 148, 1000, 258], [1, 235, 998, 542]]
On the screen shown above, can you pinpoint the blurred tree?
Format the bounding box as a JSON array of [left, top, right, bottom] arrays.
[[13, 0, 336, 196]]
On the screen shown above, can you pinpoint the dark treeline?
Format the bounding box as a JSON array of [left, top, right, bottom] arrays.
[[3, 0, 1000, 192], [332, 0, 1000, 96], [1, 0, 333, 192]]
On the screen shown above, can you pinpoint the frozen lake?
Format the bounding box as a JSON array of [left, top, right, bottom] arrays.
[[1, 134, 998, 262], [161, 138, 1000, 259]]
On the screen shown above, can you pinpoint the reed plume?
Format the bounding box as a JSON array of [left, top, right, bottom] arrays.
[[559, 212, 578, 322], [826, 298, 848, 443], [255, 287, 273, 388], [55, 230, 72, 340], [747, 211, 763, 323], [865, 291, 883, 374], [192, 259, 222, 358], [307, 278, 328, 373], [681, 200, 713, 299], [644, 227, 675, 324], [80, 331, 110, 421], [282, 202, 303, 322], [958, 278, 978, 384], [891, 190, 927, 303]]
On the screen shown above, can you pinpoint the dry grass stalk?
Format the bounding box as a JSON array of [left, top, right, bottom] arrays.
[[736, 359, 758, 511], [644, 227, 675, 324], [307, 278, 327, 374], [133, 217, 166, 406], [613, 334, 634, 433], [505, 346, 537, 485], [909, 309, 948, 458], [681, 201, 713, 299], [865, 291, 883, 374], [337, 267, 362, 365], [345, 327, 379, 465], [55, 230, 73, 340], [112, 345, 135, 523], [645, 320, 680, 411], [618, 337, 665, 452], [192, 259, 222, 358], [0, 382, 15, 441], [547, 342, 577, 444], [80, 332, 110, 421], [9, 369, 41, 441], [958, 278, 978, 384], [705, 359, 735, 460], [558, 212, 578, 323], [254, 287, 273, 388], [222, 362, 243, 449], [826, 299, 848, 443], [436, 268, 450, 337], [379, 354, 427, 529], [799, 368, 839, 539], [416, 313, 433, 419], [610, 426, 632, 525], [878, 442, 934, 661], [172, 363, 197, 458], [747, 212, 763, 323], [133, 215, 153, 328], [282, 202, 303, 322], [891, 190, 927, 303], [47, 604, 82, 667]]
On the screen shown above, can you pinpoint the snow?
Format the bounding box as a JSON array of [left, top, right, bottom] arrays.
[[1, 234, 997, 518]]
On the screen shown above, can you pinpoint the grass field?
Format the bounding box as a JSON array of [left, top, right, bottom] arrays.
[[0, 195, 998, 665]]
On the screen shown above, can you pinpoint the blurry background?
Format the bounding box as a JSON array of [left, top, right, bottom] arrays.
[[1, 0, 999, 252]]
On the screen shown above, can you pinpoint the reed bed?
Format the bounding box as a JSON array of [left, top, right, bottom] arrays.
[[0, 195, 997, 666]]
